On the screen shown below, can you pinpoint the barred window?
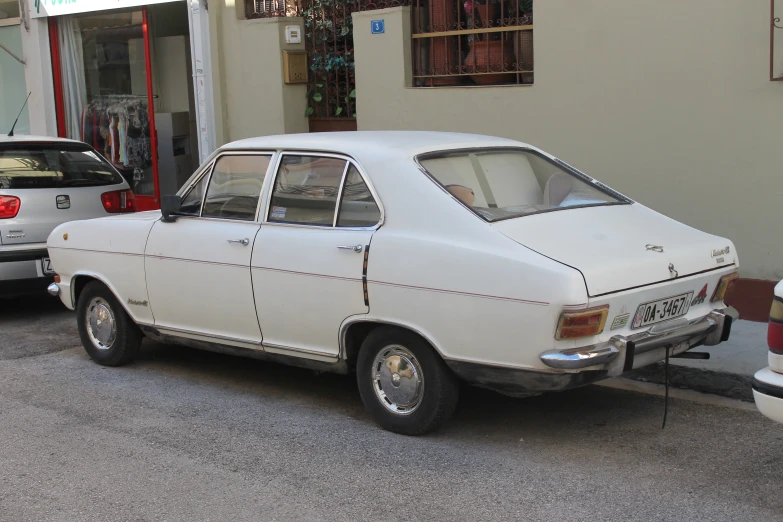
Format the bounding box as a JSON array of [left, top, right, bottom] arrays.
[[412, 0, 533, 87]]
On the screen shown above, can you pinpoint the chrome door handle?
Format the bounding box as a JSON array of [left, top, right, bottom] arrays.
[[337, 244, 363, 253], [228, 238, 250, 246]]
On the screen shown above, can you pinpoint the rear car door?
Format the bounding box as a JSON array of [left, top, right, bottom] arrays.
[[145, 152, 272, 344], [252, 153, 382, 358]]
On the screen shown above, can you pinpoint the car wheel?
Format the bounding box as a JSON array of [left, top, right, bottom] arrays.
[[76, 281, 142, 367], [356, 327, 459, 435]]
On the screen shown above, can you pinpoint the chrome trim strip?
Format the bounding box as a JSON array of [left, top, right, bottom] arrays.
[[262, 342, 339, 361], [332, 161, 351, 227], [47, 283, 60, 296], [147, 324, 263, 346], [539, 307, 738, 370], [146, 254, 247, 269], [48, 246, 144, 257], [369, 279, 549, 306], [251, 265, 361, 282]]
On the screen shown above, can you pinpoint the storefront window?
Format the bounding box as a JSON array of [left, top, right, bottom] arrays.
[[57, 10, 154, 196], [0, 3, 30, 135]]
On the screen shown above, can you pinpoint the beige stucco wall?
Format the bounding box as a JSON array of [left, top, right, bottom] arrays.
[[208, 1, 308, 144], [353, 2, 783, 281]]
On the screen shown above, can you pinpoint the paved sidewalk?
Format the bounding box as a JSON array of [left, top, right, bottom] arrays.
[[625, 319, 769, 401]]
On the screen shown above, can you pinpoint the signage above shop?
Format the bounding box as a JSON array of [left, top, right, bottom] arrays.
[[31, 0, 182, 19]]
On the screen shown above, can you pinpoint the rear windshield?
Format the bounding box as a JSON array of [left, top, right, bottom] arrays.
[[0, 143, 124, 189], [418, 148, 630, 222]]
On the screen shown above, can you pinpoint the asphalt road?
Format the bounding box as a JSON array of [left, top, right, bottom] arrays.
[[1, 296, 782, 521]]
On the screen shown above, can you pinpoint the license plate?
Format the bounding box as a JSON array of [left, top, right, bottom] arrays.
[[631, 292, 693, 329], [41, 257, 55, 275]]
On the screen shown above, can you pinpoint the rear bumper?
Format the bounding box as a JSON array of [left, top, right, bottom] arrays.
[[0, 244, 53, 298], [540, 307, 738, 370], [753, 368, 783, 424], [0, 276, 55, 298]]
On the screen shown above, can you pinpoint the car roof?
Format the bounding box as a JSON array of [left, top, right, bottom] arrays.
[[0, 134, 84, 145], [221, 131, 532, 160]]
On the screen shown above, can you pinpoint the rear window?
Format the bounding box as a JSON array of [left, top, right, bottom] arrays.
[[0, 143, 124, 189], [418, 148, 630, 222]]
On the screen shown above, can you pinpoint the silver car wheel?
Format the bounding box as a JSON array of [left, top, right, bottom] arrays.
[[371, 344, 425, 415], [86, 297, 117, 351]]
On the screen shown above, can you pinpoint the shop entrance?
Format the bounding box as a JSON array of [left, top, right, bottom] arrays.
[[50, 2, 198, 210]]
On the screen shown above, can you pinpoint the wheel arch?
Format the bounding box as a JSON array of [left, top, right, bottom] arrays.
[[71, 272, 141, 324], [339, 317, 447, 371]]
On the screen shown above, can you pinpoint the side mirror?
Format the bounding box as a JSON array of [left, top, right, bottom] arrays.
[[160, 195, 183, 223]]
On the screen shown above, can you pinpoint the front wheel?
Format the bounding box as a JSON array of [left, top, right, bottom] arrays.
[[356, 327, 459, 435], [76, 281, 142, 366]]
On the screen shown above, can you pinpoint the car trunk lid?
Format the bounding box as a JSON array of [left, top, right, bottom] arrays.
[[0, 186, 115, 245], [493, 204, 737, 296]]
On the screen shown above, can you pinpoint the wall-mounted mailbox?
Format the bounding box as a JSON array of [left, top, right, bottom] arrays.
[[282, 50, 308, 84]]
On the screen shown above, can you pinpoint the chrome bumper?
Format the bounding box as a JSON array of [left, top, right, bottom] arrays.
[[47, 283, 60, 296], [540, 307, 739, 370]]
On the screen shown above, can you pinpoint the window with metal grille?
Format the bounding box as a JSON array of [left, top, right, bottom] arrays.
[[245, 0, 300, 18], [412, 0, 533, 87]]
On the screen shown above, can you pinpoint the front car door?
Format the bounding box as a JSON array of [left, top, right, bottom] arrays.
[[144, 152, 273, 345], [252, 153, 382, 359]]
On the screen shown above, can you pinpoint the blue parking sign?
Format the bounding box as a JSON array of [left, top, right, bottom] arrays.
[[371, 20, 385, 34]]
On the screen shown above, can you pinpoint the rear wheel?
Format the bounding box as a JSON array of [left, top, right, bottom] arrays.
[[76, 281, 142, 366], [356, 327, 459, 435]]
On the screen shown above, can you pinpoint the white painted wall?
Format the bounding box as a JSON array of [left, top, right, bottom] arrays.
[[353, 2, 783, 281]]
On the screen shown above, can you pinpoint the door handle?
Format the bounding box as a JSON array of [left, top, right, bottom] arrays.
[[337, 244, 363, 253], [228, 238, 250, 246]]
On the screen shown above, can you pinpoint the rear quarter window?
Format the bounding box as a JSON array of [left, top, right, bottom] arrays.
[[0, 143, 124, 189]]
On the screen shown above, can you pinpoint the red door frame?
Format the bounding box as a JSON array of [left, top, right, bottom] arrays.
[[49, 9, 161, 210]]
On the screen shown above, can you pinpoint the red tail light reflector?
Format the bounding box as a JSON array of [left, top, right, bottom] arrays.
[[101, 189, 136, 213], [769, 297, 783, 355], [0, 195, 21, 219], [710, 272, 739, 303], [555, 306, 609, 340]]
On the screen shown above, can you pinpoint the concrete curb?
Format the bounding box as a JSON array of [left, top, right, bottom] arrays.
[[625, 363, 754, 402]]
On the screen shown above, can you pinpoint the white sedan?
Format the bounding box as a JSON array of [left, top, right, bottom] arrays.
[[752, 280, 783, 424], [47, 132, 740, 435]]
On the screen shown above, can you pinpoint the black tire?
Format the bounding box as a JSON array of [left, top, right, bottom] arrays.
[[76, 281, 142, 367], [356, 327, 459, 435]]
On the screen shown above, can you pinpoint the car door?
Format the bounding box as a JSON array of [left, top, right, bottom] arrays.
[[145, 152, 273, 344], [252, 153, 382, 358]]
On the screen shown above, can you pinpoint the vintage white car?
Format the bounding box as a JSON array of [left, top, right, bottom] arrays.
[[47, 132, 740, 435]]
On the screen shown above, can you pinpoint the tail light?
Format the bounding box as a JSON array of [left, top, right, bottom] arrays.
[[769, 297, 783, 355], [101, 189, 136, 213], [0, 195, 21, 219], [710, 271, 739, 303], [555, 306, 609, 340]]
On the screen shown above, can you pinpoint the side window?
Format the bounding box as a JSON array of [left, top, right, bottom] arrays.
[[179, 172, 209, 216], [268, 155, 347, 225], [337, 165, 380, 227], [202, 155, 271, 220]]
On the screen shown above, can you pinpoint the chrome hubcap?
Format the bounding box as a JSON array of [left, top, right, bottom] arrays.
[[86, 297, 116, 351], [372, 345, 424, 415]]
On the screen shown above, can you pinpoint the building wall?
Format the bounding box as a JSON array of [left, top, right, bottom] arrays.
[[353, 2, 783, 282], [208, 0, 307, 144]]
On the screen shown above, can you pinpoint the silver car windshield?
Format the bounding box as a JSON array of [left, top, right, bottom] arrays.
[[418, 148, 630, 222], [0, 143, 123, 189]]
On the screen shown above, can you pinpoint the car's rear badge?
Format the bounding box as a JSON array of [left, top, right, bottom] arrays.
[[610, 313, 630, 330], [127, 299, 148, 307], [692, 284, 708, 305], [6, 230, 24, 239], [56, 195, 70, 209], [646, 244, 664, 253], [711, 246, 730, 258]]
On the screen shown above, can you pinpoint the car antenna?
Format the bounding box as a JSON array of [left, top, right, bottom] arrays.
[[7, 92, 31, 137]]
